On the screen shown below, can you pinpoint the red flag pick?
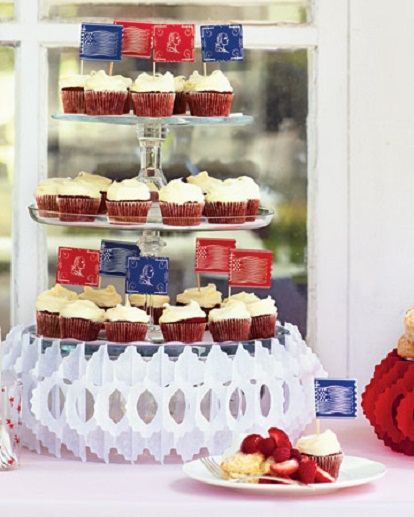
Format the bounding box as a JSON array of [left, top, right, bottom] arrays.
[[114, 20, 153, 58], [195, 238, 236, 274], [229, 249, 273, 288], [153, 24, 195, 62], [56, 247, 100, 286]]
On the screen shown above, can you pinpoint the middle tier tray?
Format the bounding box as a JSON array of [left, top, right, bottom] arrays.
[[28, 205, 274, 232]]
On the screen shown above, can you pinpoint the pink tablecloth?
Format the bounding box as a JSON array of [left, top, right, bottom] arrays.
[[1, 418, 412, 517]]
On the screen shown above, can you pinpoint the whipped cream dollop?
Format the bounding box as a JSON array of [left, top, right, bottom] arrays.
[[184, 71, 203, 93], [192, 70, 233, 93], [296, 430, 341, 456], [38, 284, 78, 301], [223, 291, 260, 305], [107, 179, 151, 202], [79, 285, 122, 308], [176, 284, 222, 308], [60, 300, 106, 322], [186, 171, 222, 194], [105, 304, 150, 323], [227, 176, 260, 201], [75, 171, 112, 193], [131, 72, 174, 93], [85, 70, 129, 92], [59, 74, 90, 89], [159, 179, 204, 204], [57, 179, 101, 199], [205, 181, 247, 203], [35, 295, 70, 313], [129, 294, 170, 308], [159, 300, 206, 323], [246, 296, 277, 317], [174, 75, 186, 93], [208, 300, 251, 322]]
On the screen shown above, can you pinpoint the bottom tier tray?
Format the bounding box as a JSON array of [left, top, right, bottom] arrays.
[[3, 323, 326, 463]]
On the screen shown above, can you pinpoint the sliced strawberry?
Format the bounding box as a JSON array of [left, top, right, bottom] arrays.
[[269, 458, 299, 476], [315, 466, 335, 483], [290, 448, 302, 461], [259, 437, 276, 457], [259, 477, 278, 485], [240, 433, 264, 454], [297, 459, 317, 484], [272, 446, 291, 463], [267, 427, 292, 449]]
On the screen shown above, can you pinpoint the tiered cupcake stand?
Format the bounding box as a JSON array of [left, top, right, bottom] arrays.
[[6, 114, 326, 463]]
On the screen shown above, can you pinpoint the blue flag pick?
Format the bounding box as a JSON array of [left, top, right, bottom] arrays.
[[200, 24, 244, 63], [80, 23, 123, 62], [126, 256, 169, 295], [314, 378, 358, 418], [99, 240, 140, 278]]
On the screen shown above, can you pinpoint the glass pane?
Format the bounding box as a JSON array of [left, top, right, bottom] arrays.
[[0, 2, 14, 19], [0, 47, 14, 337], [42, 1, 310, 23], [47, 47, 308, 335]]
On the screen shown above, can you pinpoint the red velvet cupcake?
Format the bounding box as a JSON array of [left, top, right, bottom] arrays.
[[159, 179, 205, 226], [59, 74, 89, 114], [296, 430, 344, 480], [106, 178, 151, 225], [159, 301, 207, 343], [75, 171, 112, 215], [208, 301, 251, 342], [131, 72, 175, 117], [84, 70, 129, 116], [188, 70, 233, 117], [57, 179, 101, 222], [36, 296, 72, 338], [104, 305, 150, 342], [59, 300, 105, 341], [129, 294, 170, 326], [204, 180, 248, 224], [176, 284, 222, 321], [35, 178, 65, 218], [246, 296, 278, 340]]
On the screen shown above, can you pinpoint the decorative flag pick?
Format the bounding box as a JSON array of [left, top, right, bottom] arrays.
[[195, 238, 236, 274], [200, 24, 244, 63], [80, 23, 123, 62], [56, 247, 100, 287], [314, 378, 358, 419], [114, 21, 153, 58], [153, 24, 195, 63], [126, 256, 169, 295], [99, 240, 140, 278], [229, 249, 273, 290]]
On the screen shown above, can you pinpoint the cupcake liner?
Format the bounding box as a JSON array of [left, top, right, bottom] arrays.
[[85, 90, 129, 116], [57, 196, 100, 222], [188, 92, 233, 117], [204, 201, 247, 224], [36, 310, 61, 338], [98, 192, 108, 214], [131, 92, 175, 117], [105, 321, 148, 343], [209, 318, 251, 342], [249, 314, 277, 340], [123, 91, 132, 114], [173, 92, 187, 114], [306, 452, 343, 480], [159, 201, 204, 226], [246, 199, 260, 222], [36, 194, 59, 218], [61, 87, 86, 114], [106, 200, 152, 225], [59, 317, 101, 341], [160, 318, 206, 343]]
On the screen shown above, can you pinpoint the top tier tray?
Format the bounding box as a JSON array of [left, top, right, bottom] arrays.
[[51, 113, 254, 126]]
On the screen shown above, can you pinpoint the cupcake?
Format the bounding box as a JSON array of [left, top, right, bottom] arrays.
[[59, 73, 89, 114], [84, 70, 129, 116], [78, 285, 122, 310], [35, 178, 66, 217], [59, 300, 105, 341], [106, 178, 151, 224], [176, 283, 222, 319], [188, 70, 233, 117], [75, 171, 112, 214], [114, 74, 133, 114], [222, 291, 260, 305], [159, 179, 204, 226], [186, 171, 222, 195], [296, 430, 344, 480], [130, 72, 175, 117], [129, 294, 170, 325], [57, 179, 101, 222], [208, 300, 251, 342], [159, 300, 207, 343], [204, 181, 248, 224], [173, 75, 187, 114], [104, 304, 150, 342], [36, 294, 71, 338], [231, 176, 261, 222], [183, 71, 203, 96], [245, 296, 277, 340]]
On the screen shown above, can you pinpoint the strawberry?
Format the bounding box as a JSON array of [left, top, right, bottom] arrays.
[[269, 458, 299, 476], [315, 466, 335, 483], [259, 437, 276, 457], [272, 446, 291, 463], [258, 477, 278, 484], [267, 427, 292, 449], [290, 448, 302, 461], [240, 433, 264, 454], [297, 459, 317, 484]]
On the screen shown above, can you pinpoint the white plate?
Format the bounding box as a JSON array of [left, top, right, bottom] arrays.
[[182, 455, 386, 496]]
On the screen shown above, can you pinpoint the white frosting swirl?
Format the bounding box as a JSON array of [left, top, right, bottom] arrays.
[[35, 295, 70, 313], [57, 179, 101, 199], [79, 285, 122, 308], [85, 70, 128, 92], [129, 294, 170, 308], [186, 171, 222, 194], [105, 304, 150, 323], [176, 284, 222, 308], [205, 181, 248, 203], [36, 178, 67, 196], [208, 300, 251, 322], [174, 76, 186, 93], [60, 300, 106, 322], [75, 171, 112, 192], [227, 176, 260, 201], [159, 300, 206, 323], [223, 292, 260, 305], [246, 296, 277, 317], [296, 430, 341, 456], [131, 72, 174, 93], [107, 179, 151, 202], [60, 74, 89, 89], [184, 71, 203, 93], [159, 179, 204, 204], [38, 284, 78, 301], [193, 70, 233, 93]]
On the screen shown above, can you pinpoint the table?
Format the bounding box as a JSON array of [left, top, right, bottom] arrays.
[[1, 418, 412, 517]]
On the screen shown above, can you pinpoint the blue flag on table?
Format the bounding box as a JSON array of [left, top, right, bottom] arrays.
[[314, 378, 358, 418], [200, 24, 244, 62], [80, 23, 123, 62], [99, 240, 140, 278], [126, 256, 169, 295]]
